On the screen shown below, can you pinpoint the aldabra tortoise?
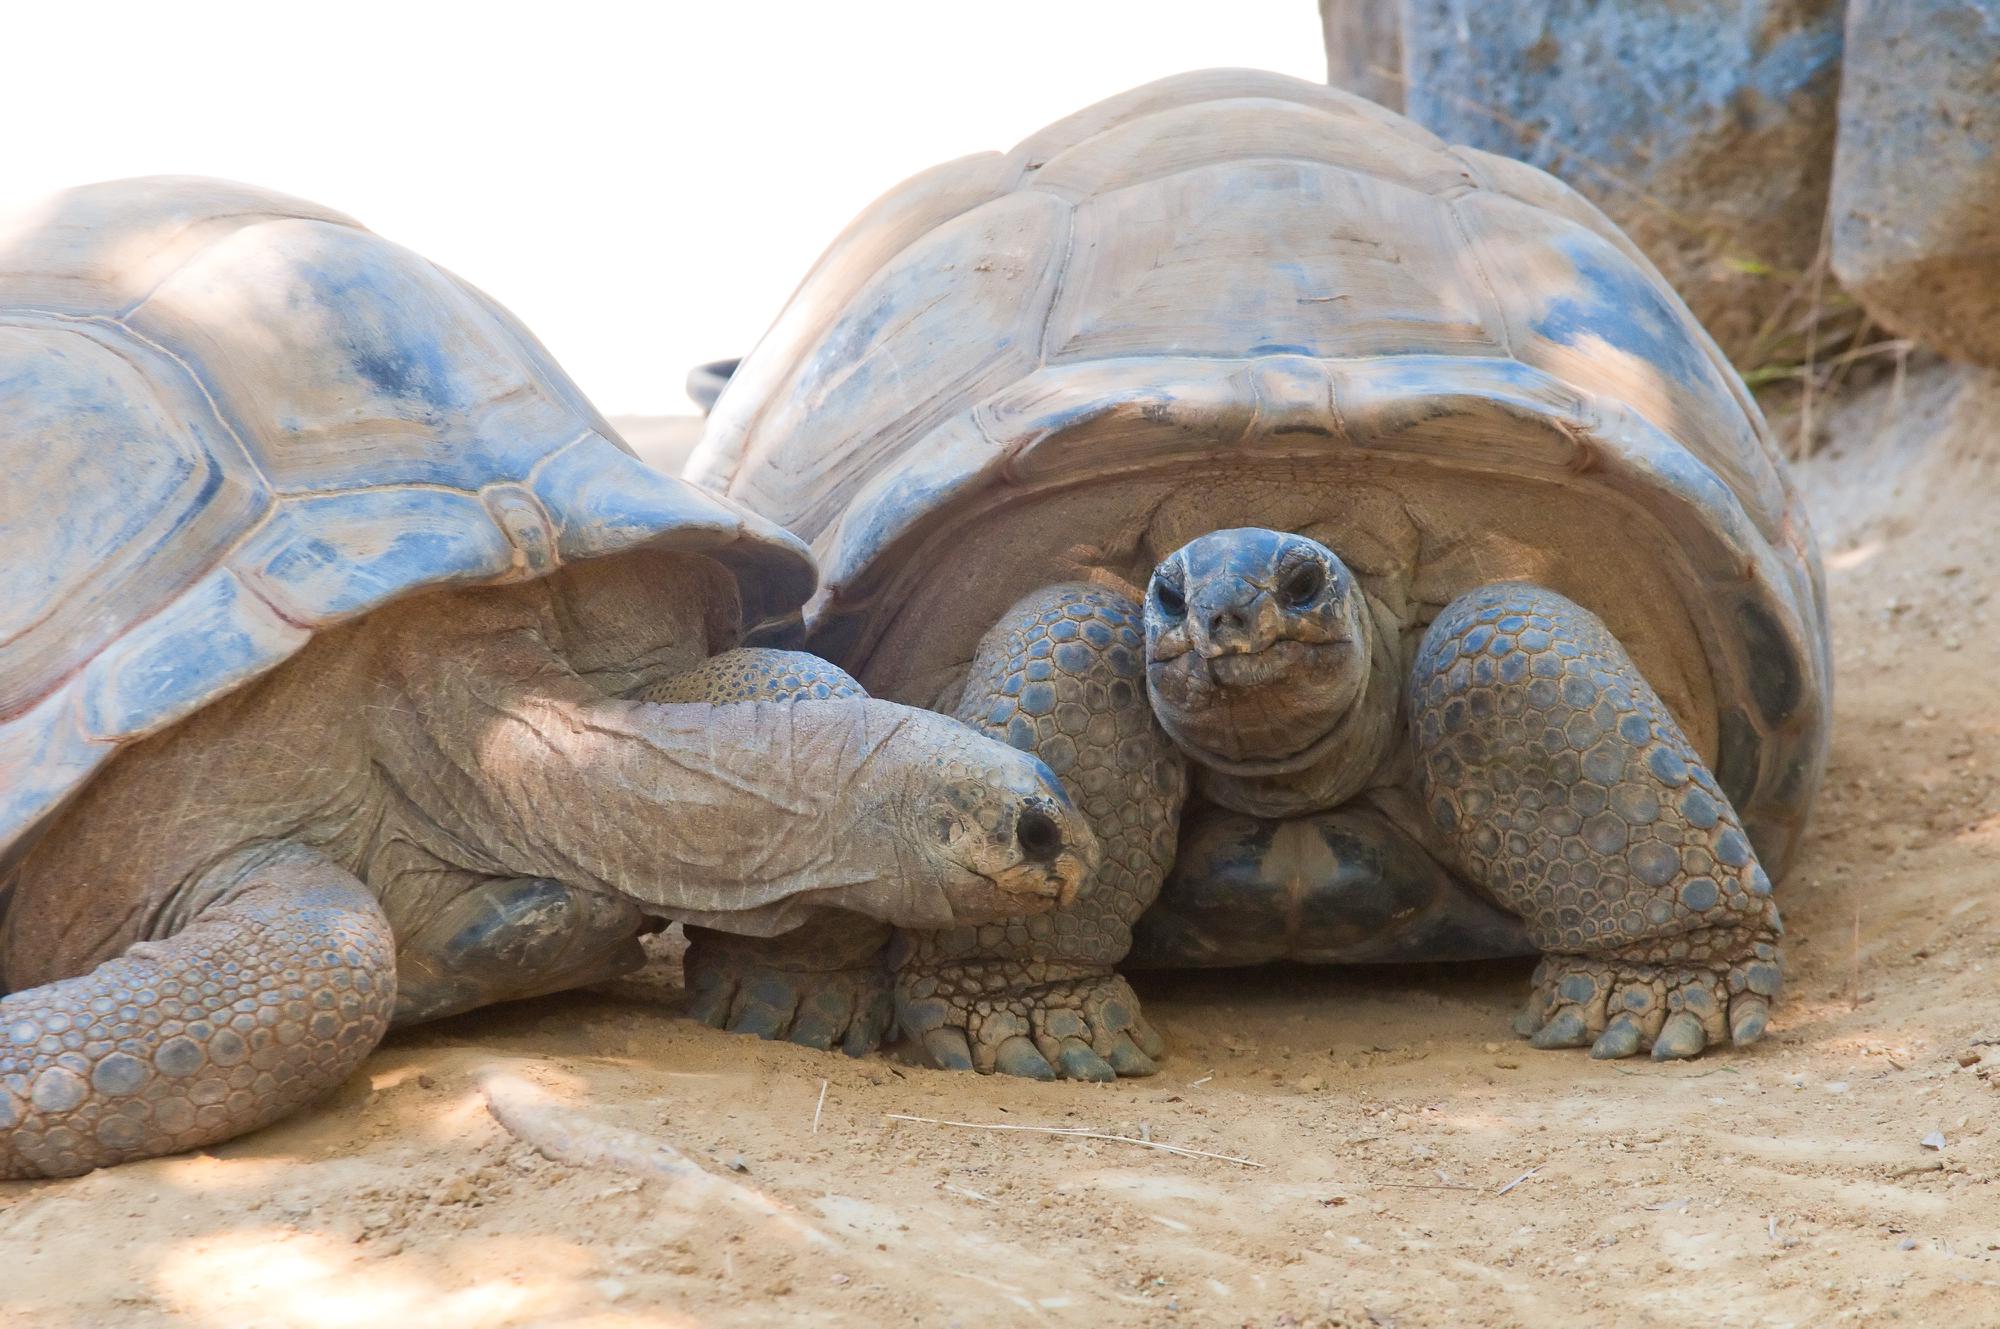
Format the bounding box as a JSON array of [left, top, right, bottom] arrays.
[[687, 70, 1830, 1080], [0, 178, 1093, 1178]]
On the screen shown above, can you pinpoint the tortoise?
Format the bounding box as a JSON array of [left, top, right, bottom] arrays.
[[0, 177, 1094, 1178], [686, 70, 1830, 1080]]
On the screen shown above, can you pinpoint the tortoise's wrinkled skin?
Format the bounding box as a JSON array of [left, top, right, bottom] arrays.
[[0, 179, 1095, 1176], [690, 71, 1829, 1078]]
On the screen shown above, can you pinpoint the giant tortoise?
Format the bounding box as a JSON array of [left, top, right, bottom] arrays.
[[687, 71, 1830, 1080], [0, 178, 1094, 1177]]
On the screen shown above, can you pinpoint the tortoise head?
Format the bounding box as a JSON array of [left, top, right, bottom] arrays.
[[1143, 529, 1373, 771]]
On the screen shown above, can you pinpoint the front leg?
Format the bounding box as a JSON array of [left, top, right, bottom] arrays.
[[684, 914, 894, 1055], [1412, 584, 1783, 1061], [897, 584, 1187, 1081], [0, 845, 394, 1178]]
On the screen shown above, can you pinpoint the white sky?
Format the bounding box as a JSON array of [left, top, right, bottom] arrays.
[[4, 1, 1323, 415]]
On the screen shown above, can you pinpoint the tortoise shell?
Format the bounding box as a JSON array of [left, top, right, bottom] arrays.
[[0, 177, 812, 870], [690, 70, 1829, 876]]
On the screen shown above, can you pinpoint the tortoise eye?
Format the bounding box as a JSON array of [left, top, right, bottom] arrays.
[[1153, 578, 1187, 619], [1278, 562, 1326, 608], [1016, 807, 1063, 863]]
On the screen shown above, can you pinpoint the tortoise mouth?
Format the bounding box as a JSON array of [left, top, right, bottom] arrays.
[[1204, 639, 1335, 690], [1147, 640, 1356, 771]]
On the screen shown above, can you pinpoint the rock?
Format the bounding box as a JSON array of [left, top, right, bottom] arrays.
[[1318, 0, 1405, 111], [1328, 0, 1845, 366], [1829, 0, 2000, 365]]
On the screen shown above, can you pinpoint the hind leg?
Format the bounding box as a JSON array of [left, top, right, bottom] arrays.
[[391, 876, 652, 1027], [0, 844, 394, 1178], [895, 584, 1187, 1082], [1412, 584, 1783, 1061], [1129, 801, 1532, 968]]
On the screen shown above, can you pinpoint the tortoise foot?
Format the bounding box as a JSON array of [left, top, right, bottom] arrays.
[[896, 967, 1164, 1081], [684, 926, 893, 1057], [1516, 946, 1781, 1061]]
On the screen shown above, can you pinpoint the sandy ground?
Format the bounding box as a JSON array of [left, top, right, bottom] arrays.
[[5, 362, 1999, 1329]]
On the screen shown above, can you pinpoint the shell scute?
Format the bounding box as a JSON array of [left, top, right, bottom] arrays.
[[0, 177, 812, 866], [693, 71, 1829, 876]]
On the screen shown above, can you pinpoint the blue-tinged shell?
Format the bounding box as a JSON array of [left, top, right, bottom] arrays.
[[0, 177, 812, 868], [690, 72, 1828, 878]]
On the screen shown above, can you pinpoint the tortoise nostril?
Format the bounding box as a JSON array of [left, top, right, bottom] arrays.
[[1015, 807, 1063, 864], [1208, 607, 1247, 638]]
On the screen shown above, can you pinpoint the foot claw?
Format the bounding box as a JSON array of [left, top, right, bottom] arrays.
[[1729, 994, 1769, 1046], [895, 971, 1164, 1080], [786, 1006, 843, 1052], [1589, 1016, 1645, 1060], [1529, 1007, 1593, 1049], [920, 1027, 976, 1072], [1520, 952, 1777, 1061], [729, 996, 789, 1041], [993, 1036, 1057, 1080], [683, 941, 892, 1056], [1651, 1011, 1709, 1061], [1056, 1042, 1117, 1083], [688, 980, 733, 1029], [1105, 1034, 1158, 1078]]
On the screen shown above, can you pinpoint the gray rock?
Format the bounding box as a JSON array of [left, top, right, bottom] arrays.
[[1830, 0, 2000, 366], [1318, 0, 1405, 112], [1327, 1, 1845, 366]]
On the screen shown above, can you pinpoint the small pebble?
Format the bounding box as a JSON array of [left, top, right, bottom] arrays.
[[1921, 1131, 1947, 1151], [727, 1155, 750, 1172], [1899, 1238, 1918, 1251]]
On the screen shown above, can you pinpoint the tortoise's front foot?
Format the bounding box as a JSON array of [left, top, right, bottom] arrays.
[[683, 920, 893, 1057], [1517, 942, 1782, 1061], [897, 964, 1164, 1081]]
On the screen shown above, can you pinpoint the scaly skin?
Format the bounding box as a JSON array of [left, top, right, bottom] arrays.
[[1410, 583, 1783, 1061], [653, 650, 903, 1055], [0, 564, 1092, 1178], [0, 846, 394, 1180], [684, 915, 895, 1055], [896, 584, 1186, 1081]]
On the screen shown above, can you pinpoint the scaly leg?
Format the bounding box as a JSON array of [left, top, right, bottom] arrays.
[[1411, 584, 1783, 1061], [391, 875, 650, 1027], [897, 584, 1187, 1081], [0, 844, 394, 1178]]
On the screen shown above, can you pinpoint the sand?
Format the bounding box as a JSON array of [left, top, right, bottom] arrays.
[[3, 362, 1997, 1329]]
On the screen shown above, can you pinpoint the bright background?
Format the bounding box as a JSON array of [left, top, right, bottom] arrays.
[[3, 2, 1323, 415]]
